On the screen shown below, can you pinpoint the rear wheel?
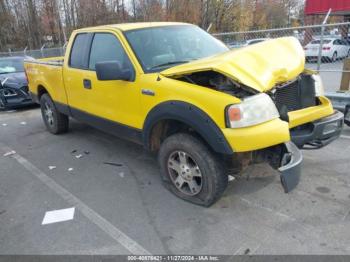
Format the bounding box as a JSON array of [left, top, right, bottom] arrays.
[[40, 93, 69, 134], [158, 133, 228, 207]]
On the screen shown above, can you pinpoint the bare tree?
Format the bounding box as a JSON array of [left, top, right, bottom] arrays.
[[0, 0, 306, 52]]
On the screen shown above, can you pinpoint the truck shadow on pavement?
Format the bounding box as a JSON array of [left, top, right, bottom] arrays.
[[68, 120, 277, 202]]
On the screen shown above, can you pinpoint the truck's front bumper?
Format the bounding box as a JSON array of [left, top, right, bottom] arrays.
[[251, 141, 302, 193], [290, 110, 344, 149], [278, 142, 303, 193]]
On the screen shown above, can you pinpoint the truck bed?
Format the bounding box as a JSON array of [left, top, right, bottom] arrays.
[[24, 57, 67, 105]]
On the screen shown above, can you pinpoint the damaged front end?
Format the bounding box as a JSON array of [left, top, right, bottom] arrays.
[[0, 78, 33, 110], [176, 70, 257, 98], [258, 142, 303, 193], [160, 37, 340, 193], [227, 142, 302, 193], [271, 142, 302, 193]]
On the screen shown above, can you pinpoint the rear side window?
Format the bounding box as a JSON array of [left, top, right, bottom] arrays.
[[69, 33, 91, 69], [88, 33, 132, 70]]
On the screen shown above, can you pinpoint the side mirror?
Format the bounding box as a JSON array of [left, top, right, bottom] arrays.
[[95, 61, 134, 81]]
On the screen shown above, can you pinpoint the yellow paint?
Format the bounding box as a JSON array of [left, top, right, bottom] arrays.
[[288, 97, 334, 128], [222, 118, 290, 152], [78, 22, 190, 32], [24, 24, 335, 153]]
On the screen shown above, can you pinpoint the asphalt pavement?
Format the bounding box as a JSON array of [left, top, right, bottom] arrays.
[[0, 107, 350, 255]]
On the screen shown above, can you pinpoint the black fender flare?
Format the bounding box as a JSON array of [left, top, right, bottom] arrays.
[[142, 101, 233, 155]]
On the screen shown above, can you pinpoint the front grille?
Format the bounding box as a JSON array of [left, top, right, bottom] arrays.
[[274, 79, 300, 111], [273, 75, 316, 112]]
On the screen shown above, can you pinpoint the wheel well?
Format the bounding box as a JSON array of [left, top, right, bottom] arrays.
[[149, 119, 208, 152], [37, 85, 48, 100]]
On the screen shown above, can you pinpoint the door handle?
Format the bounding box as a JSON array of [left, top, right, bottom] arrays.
[[83, 79, 92, 89]]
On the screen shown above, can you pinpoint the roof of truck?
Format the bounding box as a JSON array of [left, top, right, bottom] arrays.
[[76, 22, 191, 32]]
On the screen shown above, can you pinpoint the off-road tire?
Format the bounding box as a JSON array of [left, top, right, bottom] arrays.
[[158, 133, 228, 207], [40, 93, 69, 134]]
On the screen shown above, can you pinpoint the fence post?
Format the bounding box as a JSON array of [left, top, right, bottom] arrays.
[[317, 9, 331, 71], [40, 44, 46, 58], [340, 59, 350, 91], [316, 26, 324, 71]]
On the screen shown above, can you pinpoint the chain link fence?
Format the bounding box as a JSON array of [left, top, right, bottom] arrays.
[[1, 22, 349, 91], [213, 22, 350, 91], [0, 46, 65, 59]]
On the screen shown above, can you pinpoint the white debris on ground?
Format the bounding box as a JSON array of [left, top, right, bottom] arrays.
[[3, 150, 16, 157], [42, 207, 75, 225], [228, 175, 235, 182], [48, 166, 56, 170], [2, 123, 8, 126], [20, 121, 27, 125], [68, 168, 74, 172], [75, 154, 83, 159], [119, 172, 125, 178]]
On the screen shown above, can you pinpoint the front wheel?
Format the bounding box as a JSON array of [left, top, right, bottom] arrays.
[[40, 93, 69, 134], [158, 133, 228, 207]]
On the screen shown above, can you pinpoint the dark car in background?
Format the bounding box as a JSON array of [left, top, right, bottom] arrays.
[[0, 56, 35, 110]]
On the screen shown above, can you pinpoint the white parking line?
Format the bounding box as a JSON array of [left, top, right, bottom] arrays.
[[1, 143, 151, 255], [341, 135, 350, 139]]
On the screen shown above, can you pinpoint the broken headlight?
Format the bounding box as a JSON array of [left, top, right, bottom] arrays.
[[226, 93, 280, 128]]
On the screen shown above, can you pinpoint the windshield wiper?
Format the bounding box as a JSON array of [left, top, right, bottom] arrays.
[[150, 60, 190, 70]]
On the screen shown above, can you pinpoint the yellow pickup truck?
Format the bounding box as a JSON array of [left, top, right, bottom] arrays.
[[24, 22, 343, 206]]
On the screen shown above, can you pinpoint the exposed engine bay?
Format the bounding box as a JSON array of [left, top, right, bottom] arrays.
[[177, 70, 257, 98], [177, 71, 318, 119]]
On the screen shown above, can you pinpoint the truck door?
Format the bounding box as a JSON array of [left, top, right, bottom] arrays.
[[63, 31, 142, 129]]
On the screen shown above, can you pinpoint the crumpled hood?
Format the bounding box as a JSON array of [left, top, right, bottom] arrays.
[[161, 37, 305, 92], [0, 72, 27, 89]]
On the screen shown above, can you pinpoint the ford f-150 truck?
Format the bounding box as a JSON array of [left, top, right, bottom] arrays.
[[24, 22, 344, 206]]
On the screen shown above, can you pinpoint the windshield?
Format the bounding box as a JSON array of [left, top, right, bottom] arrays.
[[124, 25, 228, 73], [0, 58, 24, 74]]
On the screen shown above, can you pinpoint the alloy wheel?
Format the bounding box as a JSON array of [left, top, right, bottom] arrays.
[[167, 151, 203, 196], [44, 102, 54, 126]]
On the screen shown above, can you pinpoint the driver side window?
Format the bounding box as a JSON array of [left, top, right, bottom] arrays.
[[88, 33, 132, 71]]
